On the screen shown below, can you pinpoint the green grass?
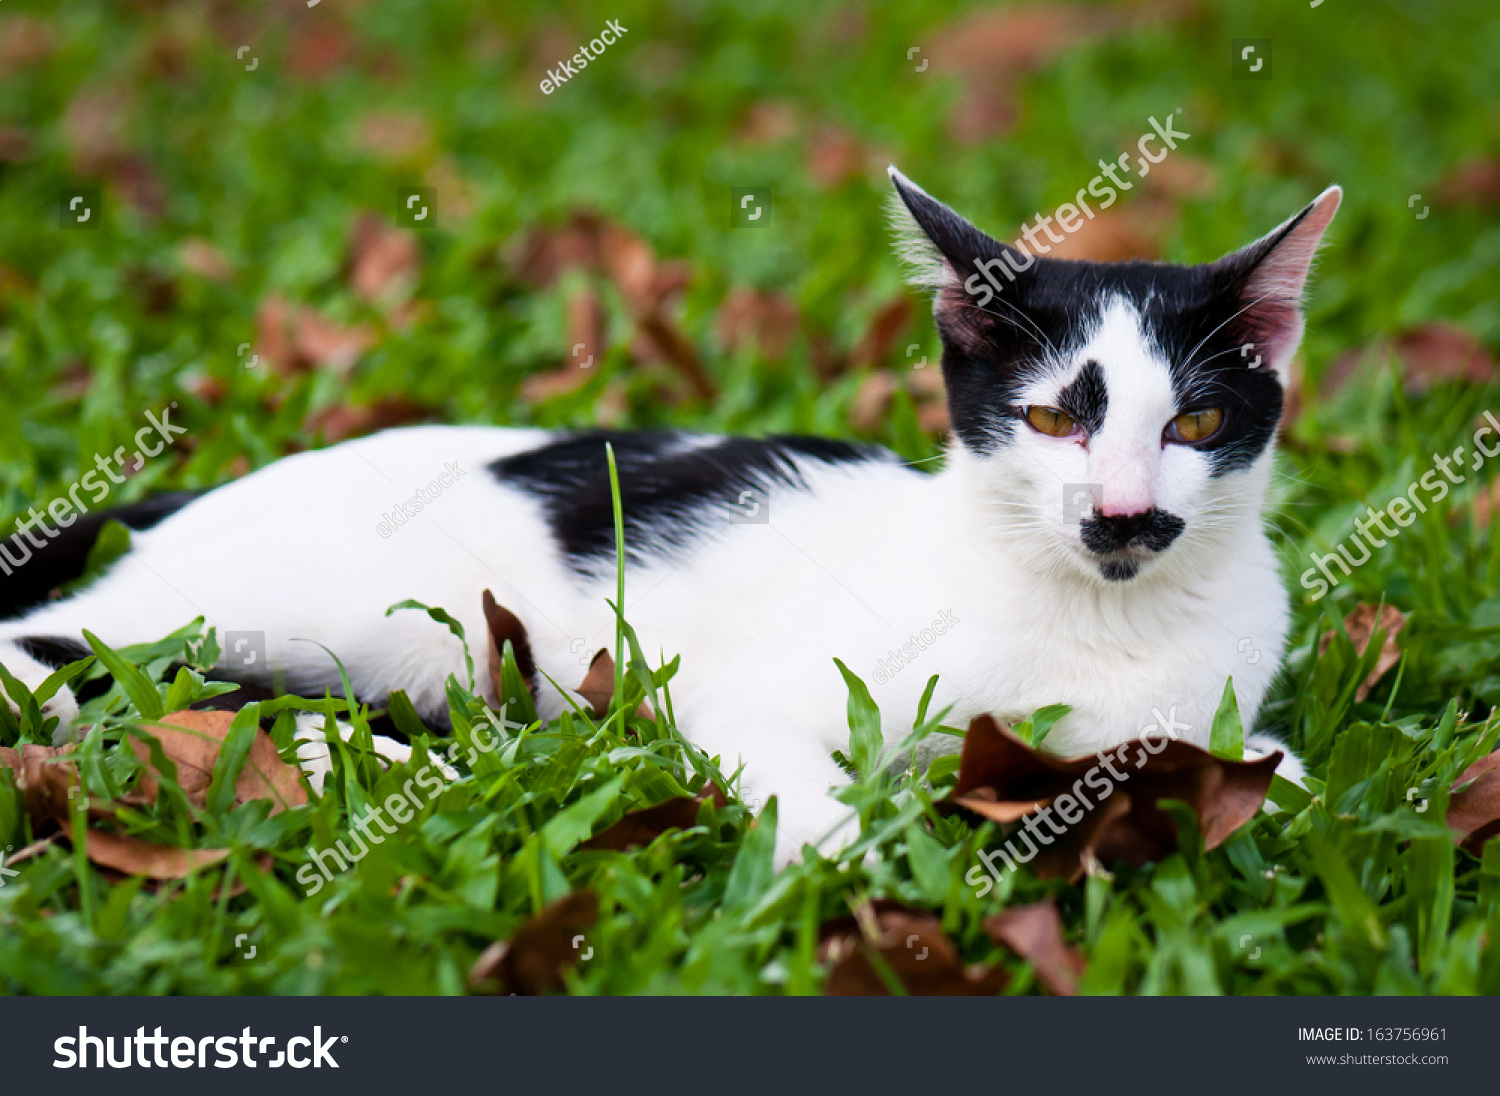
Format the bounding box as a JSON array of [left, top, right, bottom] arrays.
[[2, 0, 1500, 994]]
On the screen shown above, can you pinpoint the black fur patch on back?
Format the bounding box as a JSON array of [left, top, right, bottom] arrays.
[[0, 492, 202, 620], [491, 431, 892, 570]]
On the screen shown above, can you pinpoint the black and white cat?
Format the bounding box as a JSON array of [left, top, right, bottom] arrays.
[[1, 169, 1339, 864]]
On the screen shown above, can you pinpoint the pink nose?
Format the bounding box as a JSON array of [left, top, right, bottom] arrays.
[[1099, 493, 1154, 518]]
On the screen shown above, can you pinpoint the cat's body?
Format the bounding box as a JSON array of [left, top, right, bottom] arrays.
[[0, 170, 1340, 863]]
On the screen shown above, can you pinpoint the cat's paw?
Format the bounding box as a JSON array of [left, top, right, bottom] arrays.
[[1246, 731, 1305, 789], [771, 794, 864, 868], [0, 648, 80, 744]]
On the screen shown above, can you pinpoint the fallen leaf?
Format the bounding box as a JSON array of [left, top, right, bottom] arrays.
[[574, 648, 653, 722], [304, 396, 431, 443], [0, 15, 56, 69], [83, 830, 230, 879], [849, 296, 913, 372], [985, 900, 1084, 995], [1318, 603, 1406, 703], [353, 110, 434, 162], [0, 744, 81, 828], [579, 785, 728, 851], [0, 126, 32, 163], [255, 295, 376, 376], [820, 901, 1008, 996], [1391, 324, 1498, 390], [287, 20, 352, 81], [945, 714, 1278, 881], [717, 287, 799, 362], [926, 3, 1180, 143], [349, 212, 420, 305], [1435, 158, 1500, 209], [806, 124, 870, 189], [129, 709, 308, 814], [1447, 752, 1500, 855], [1039, 205, 1166, 262], [735, 101, 799, 144], [177, 238, 234, 282], [469, 889, 599, 995], [850, 370, 899, 433], [1472, 478, 1500, 527], [482, 589, 537, 703]]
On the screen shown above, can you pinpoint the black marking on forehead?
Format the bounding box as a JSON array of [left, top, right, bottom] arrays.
[[1055, 359, 1107, 436], [491, 430, 901, 572]]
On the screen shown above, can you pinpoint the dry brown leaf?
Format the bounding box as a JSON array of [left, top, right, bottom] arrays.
[[177, 238, 234, 282], [83, 830, 230, 879], [849, 296, 914, 372], [0, 15, 56, 69], [985, 900, 1084, 995], [0, 126, 32, 163], [1318, 603, 1406, 703], [926, 2, 1181, 143], [1391, 324, 1498, 390], [1040, 206, 1166, 262], [565, 286, 607, 373], [717, 287, 799, 362], [482, 588, 538, 706], [820, 901, 1008, 996], [287, 20, 352, 81], [304, 396, 430, 444], [255, 295, 375, 376], [349, 212, 420, 305], [1472, 478, 1500, 527], [1447, 752, 1500, 855], [574, 648, 653, 722], [580, 785, 728, 852], [1435, 158, 1500, 209], [0, 744, 81, 827], [354, 110, 434, 162], [735, 101, 799, 144], [850, 371, 899, 434], [130, 709, 308, 814], [806, 125, 870, 189], [945, 713, 1278, 881], [469, 889, 599, 995]]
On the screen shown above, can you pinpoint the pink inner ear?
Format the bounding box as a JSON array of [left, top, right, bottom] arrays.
[[1238, 186, 1342, 365]]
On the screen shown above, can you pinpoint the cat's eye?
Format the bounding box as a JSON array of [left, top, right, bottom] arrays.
[[1166, 408, 1224, 444], [1024, 406, 1078, 438]]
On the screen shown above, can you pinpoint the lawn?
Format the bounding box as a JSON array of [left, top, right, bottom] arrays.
[[2, 0, 1500, 994]]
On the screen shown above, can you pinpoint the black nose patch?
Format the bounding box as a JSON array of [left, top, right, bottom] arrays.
[[1080, 509, 1185, 554]]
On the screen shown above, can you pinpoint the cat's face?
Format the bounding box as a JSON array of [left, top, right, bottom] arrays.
[[889, 170, 1340, 583]]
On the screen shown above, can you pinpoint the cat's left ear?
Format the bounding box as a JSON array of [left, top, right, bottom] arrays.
[[1211, 185, 1342, 374]]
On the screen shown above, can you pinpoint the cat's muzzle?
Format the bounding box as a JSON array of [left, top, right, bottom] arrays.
[[1078, 509, 1186, 580]]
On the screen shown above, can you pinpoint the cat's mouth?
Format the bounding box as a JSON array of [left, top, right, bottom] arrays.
[[1076, 509, 1186, 581]]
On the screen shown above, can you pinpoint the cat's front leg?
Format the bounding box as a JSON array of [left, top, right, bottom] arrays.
[[679, 699, 861, 867]]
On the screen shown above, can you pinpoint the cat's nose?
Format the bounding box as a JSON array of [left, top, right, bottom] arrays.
[[1095, 511, 1154, 548], [1082, 507, 1185, 552]]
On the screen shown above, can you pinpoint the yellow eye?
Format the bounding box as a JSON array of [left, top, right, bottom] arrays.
[[1025, 406, 1078, 438], [1168, 408, 1223, 443]]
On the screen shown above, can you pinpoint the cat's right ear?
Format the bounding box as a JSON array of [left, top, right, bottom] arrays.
[[887, 167, 1033, 336]]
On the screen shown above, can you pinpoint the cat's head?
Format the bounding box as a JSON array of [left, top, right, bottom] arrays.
[[888, 168, 1339, 584]]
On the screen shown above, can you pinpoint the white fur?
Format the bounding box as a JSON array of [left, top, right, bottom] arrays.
[[1, 306, 1297, 864]]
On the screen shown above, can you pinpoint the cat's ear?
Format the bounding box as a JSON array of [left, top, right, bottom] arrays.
[[1211, 185, 1342, 372], [886, 167, 1030, 296]]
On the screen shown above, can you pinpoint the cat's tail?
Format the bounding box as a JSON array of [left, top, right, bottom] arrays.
[[0, 492, 199, 620]]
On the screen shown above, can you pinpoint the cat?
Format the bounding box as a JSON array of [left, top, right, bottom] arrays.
[[0, 168, 1339, 865]]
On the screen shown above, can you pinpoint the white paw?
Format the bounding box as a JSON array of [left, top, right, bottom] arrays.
[[1246, 731, 1305, 792], [770, 794, 863, 868], [0, 651, 80, 744], [293, 713, 458, 794]]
